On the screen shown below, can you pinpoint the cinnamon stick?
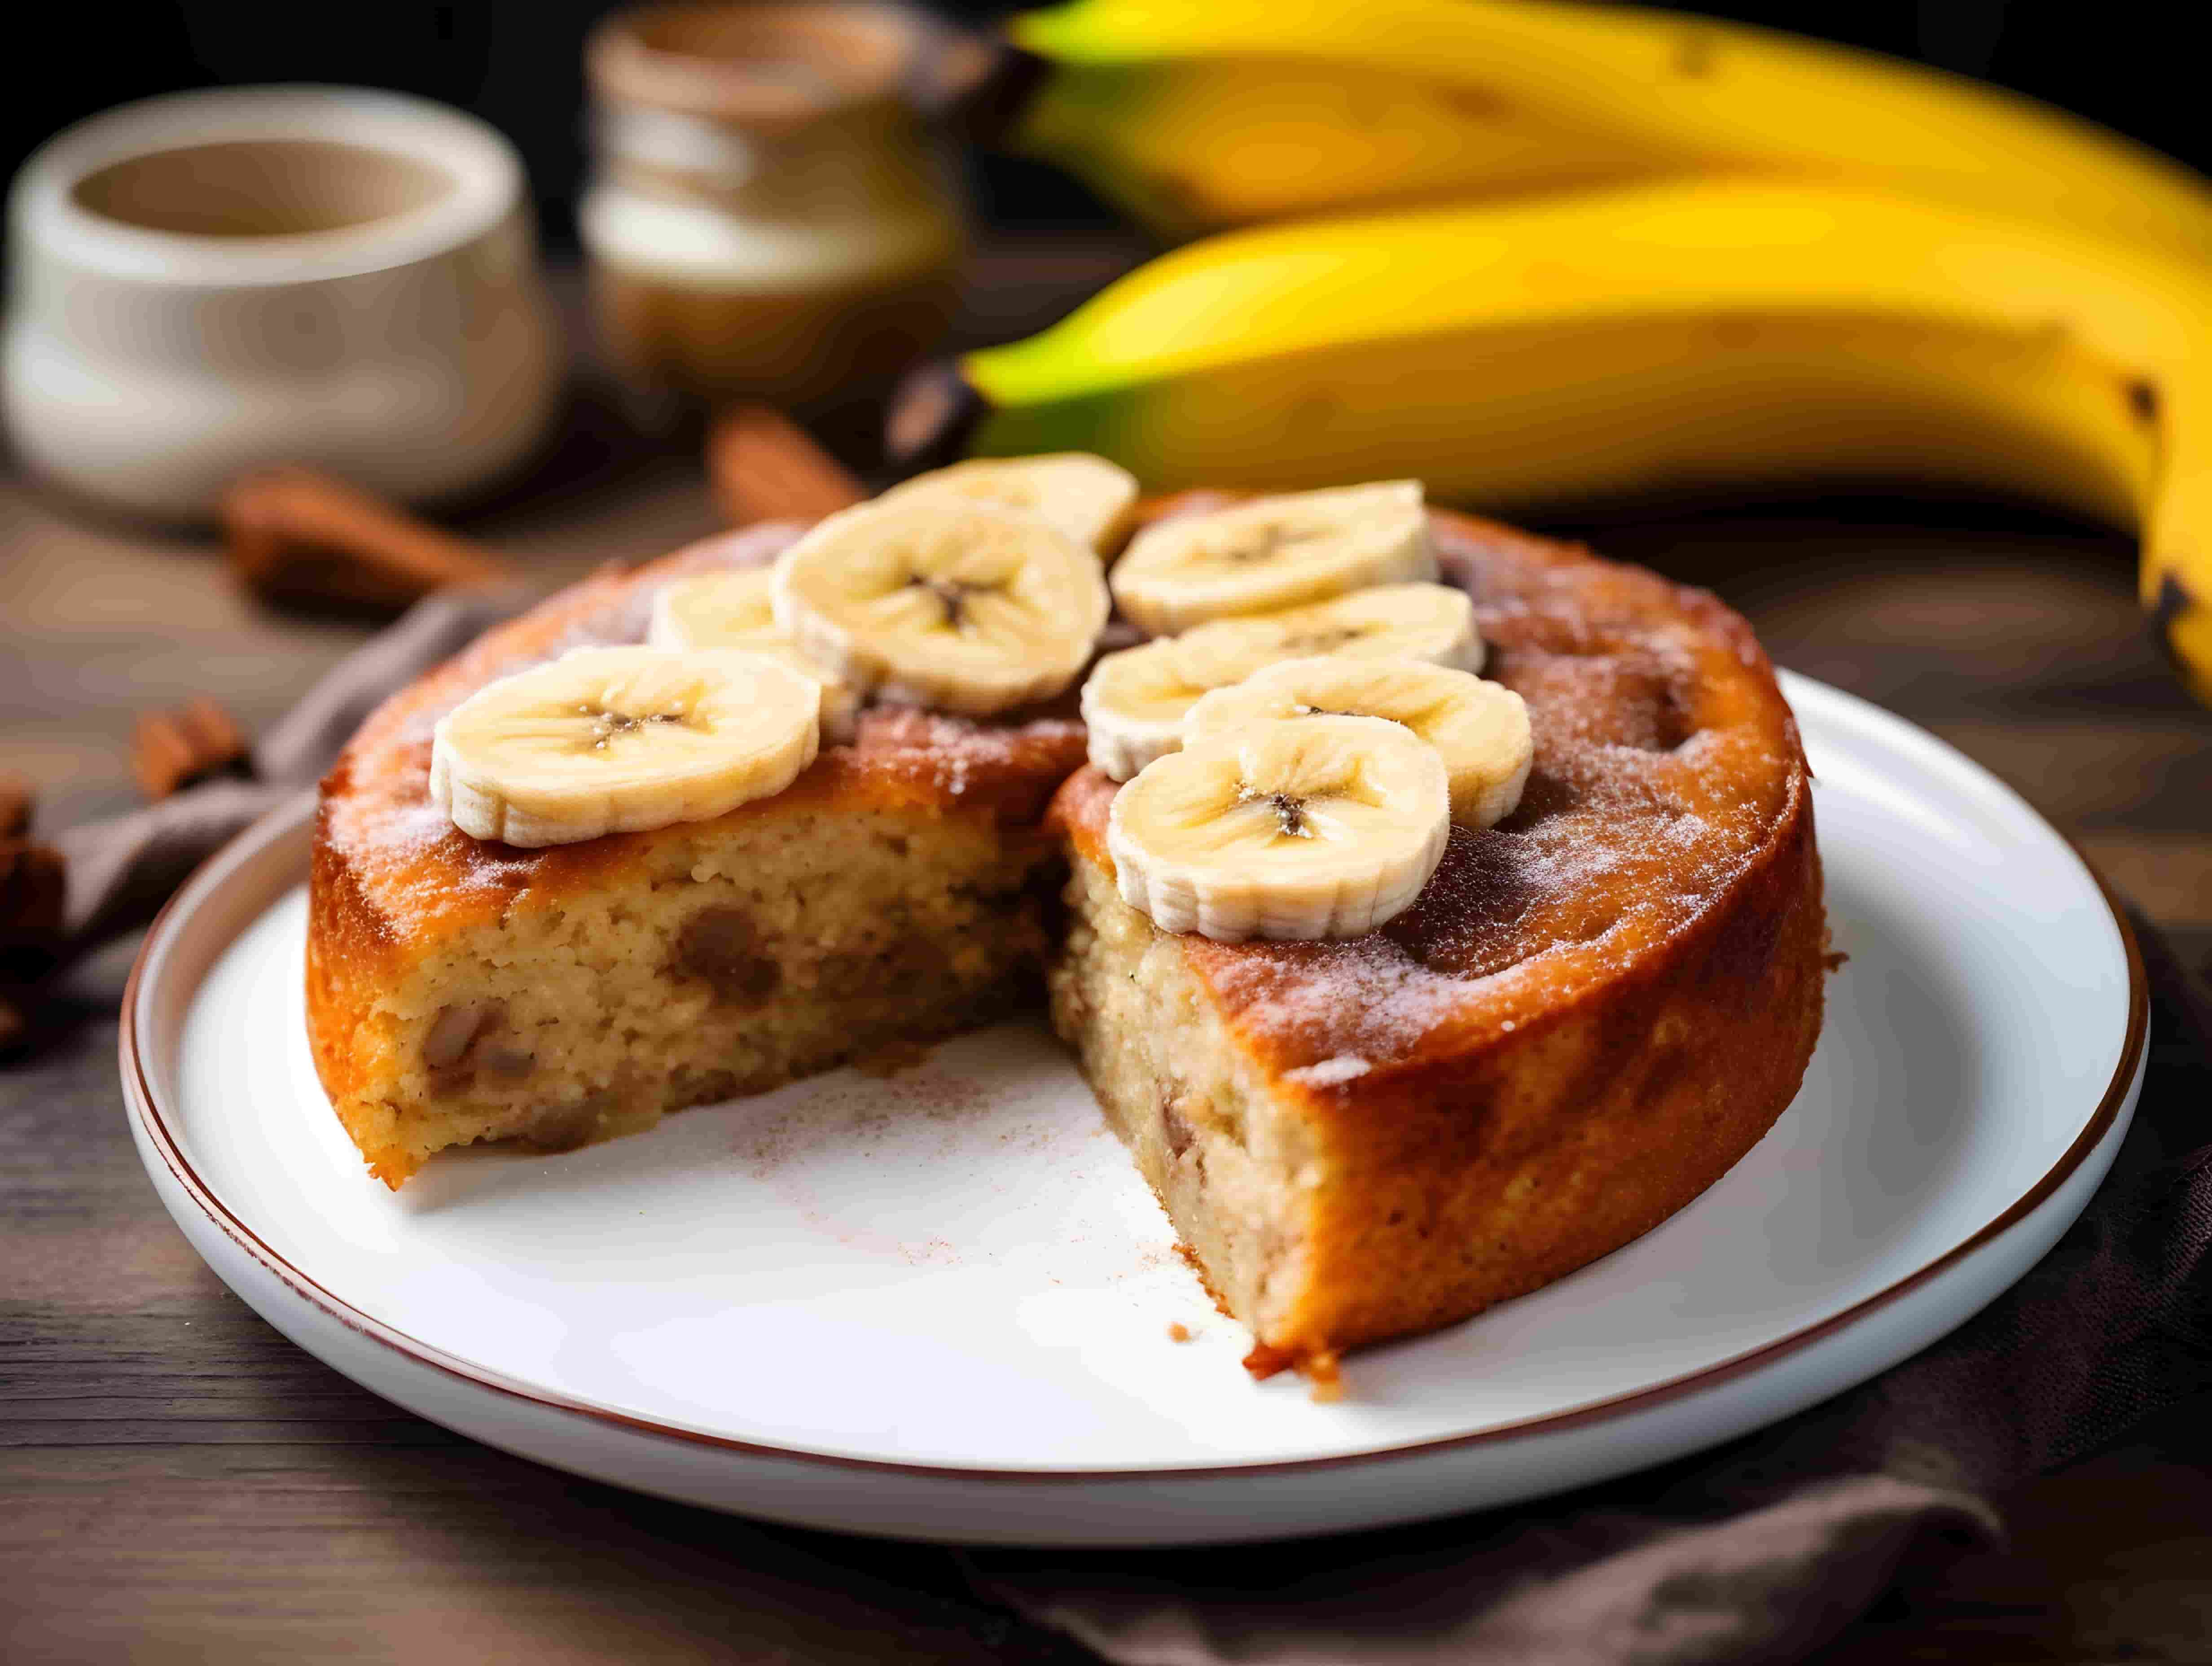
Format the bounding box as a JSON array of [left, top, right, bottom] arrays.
[[0, 837, 65, 983], [0, 770, 31, 841], [133, 697, 252, 801], [705, 404, 867, 527], [224, 467, 519, 612]]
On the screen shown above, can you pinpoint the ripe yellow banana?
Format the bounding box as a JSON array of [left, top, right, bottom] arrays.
[[998, 0, 2212, 263], [894, 180, 2212, 701]]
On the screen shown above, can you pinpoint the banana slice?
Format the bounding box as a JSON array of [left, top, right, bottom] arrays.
[[874, 453, 1141, 555], [771, 501, 1109, 717], [1107, 715, 1449, 942], [1184, 657, 1532, 829], [1082, 638, 1249, 782], [1079, 582, 1482, 780], [648, 569, 862, 742], [1110, 481, 1435, 634], [647, 566, 782, 650], [1190, 583, 1483, 672], [429, 646, 821, 848]]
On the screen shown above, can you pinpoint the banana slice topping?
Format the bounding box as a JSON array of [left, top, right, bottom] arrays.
[[1180, 582, 1483, 673], [429, 646, 821, 848], [1082, 637, 1267, 784], [874, 453, 1141, 555], [1107, 715, 1450, 942], [1110, 481, 1435, 634], [1184, 657, 1532, 829], [648, 568, 862, 742], [772, 501, 1110, 717], [1080, 582, 1482, 780], [648, 566, 782, 650]]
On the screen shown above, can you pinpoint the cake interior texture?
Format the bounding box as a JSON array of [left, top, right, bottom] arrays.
[[316, 801, 1053, 1187], [1049, 810, 1825, 1368], [1050, 854, 1314, 1344], [307, 522, 1087, 1188]]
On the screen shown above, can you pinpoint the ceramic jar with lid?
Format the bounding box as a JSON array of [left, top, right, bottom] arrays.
[[581, 1, 965, 409]]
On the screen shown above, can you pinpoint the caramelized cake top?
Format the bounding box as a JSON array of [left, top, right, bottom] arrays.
[[1052, 501, 1811, 1083], [317, 523, 1088, 957]]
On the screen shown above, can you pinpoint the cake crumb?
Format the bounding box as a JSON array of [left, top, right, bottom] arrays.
[[1305, 1352, 1345, 1403], [1167, 1321, 1194, 1343], [1285, 1054, 1371, 1088], [855, 1036, 937, 1078], [1241, 1342, 1292, 1381]]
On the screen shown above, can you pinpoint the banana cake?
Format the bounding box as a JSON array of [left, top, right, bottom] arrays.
[[307, 472, 1822, 1375], [308, 521, 1088, 1185]]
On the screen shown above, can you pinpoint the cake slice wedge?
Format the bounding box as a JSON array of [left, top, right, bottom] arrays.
[[1045, 505, 1825, 1372]]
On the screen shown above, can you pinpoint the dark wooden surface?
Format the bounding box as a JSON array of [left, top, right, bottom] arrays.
[[5, 241, 2212, 1663]]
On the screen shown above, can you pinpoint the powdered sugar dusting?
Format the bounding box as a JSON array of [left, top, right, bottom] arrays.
[[1169, 516, 1805, 1073], [1285, 1054, 1373, 1088]]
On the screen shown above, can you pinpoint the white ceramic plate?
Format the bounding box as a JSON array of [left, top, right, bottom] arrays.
[[123, 675, 2145, 1546]]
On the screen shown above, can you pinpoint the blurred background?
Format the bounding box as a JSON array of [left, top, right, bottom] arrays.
[[5, 10, 2209, 1655], [9, 0, 2201, 248]]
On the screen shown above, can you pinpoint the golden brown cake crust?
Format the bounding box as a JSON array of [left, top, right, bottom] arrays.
[[307, 523, 1086, 1144], [1051, 502, 1825, 1362]]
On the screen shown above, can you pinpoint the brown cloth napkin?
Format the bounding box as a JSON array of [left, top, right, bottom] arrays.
[[47, 595, 2212, 1665], [51, 589, 528, 957]]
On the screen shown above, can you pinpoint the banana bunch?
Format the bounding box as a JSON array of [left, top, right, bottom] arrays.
[[914, 0, 2212, 699], [995, 0, 2212, 262], [901, 179, 2212, 703]]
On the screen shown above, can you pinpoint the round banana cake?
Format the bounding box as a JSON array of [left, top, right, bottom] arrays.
[[307, 486, 1823, 1375]]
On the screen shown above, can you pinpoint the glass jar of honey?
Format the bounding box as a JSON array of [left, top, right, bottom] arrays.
[[581, 2, 964, 410]]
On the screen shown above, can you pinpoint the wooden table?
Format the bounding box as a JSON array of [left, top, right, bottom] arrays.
[[5, 243, 2210, 1663]]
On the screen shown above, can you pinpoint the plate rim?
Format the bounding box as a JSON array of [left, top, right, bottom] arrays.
[[119, 676, 2149, 1482]]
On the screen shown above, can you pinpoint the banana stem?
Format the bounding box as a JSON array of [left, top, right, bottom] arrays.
[[886, 360, 990, 476]]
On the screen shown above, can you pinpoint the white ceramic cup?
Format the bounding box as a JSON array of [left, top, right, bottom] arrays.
[[4, 86, 562, 521]]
